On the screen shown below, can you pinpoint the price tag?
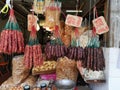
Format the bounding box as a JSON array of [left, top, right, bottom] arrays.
[[65, 14, 83, 27], [92, 16, 109, 34], [28, 14, 38, 31]]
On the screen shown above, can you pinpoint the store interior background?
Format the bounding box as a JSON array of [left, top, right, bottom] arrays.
[[1, 0, 120, 90]]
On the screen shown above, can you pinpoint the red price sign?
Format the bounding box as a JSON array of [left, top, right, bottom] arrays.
[[92, 16, 109, 34], [28, 14, 38, 31], [65, 14, 83, 27]]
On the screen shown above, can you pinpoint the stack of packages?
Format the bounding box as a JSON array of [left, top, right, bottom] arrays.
[[0, 55, 37, 90], [0, 9, 24, 54]]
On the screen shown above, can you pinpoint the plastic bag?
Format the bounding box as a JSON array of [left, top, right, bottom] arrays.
[[32, 61, 56, 75], [87, 36, 100, 48], [0, 77, 14, 90], [62, 35, 71, 47], [0, 76, 37, 90], [20, 75, 37, 87], [44, 1, 61, 31], [33, 0, 44, 14], [56, 57, 78, 82], [12, 55, 30, 84], [64, 24, 73, 36]]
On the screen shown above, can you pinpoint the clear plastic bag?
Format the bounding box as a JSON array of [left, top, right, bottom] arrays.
[[87, 36, 100, 48], [0, 77, 14, 90], [56, 57, 78, 82], [33, 0, 44, 14], [12, 55, 30, 84], [44, 1, 61, 31]]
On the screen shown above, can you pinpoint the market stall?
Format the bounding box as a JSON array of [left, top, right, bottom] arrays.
[[0, 0, 109, 90]]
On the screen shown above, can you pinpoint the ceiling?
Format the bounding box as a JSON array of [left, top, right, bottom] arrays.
[[0, 0, 108, 30], [0, 0, 107, 17], [0, 0, 108, 45]]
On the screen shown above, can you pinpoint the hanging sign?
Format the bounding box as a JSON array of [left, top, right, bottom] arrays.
[[92, 16, 109, 35], [65, 14, 83, 27], [28, 14, 38, 31]]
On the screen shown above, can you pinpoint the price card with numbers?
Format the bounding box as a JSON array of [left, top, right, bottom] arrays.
[[65, 14, 83, 27], [92, 16, 109, 35]]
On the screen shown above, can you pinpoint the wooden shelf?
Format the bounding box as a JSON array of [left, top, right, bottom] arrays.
[[32, 70, 56, 76]]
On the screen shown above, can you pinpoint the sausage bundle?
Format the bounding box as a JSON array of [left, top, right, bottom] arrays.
[[44, 43, 67, 60], [67, 46, 84, 60], [24, 26, 43, 69], [83, 47, 105, 71], [24, 44, 43, 69], [0, 9, 24, 54]]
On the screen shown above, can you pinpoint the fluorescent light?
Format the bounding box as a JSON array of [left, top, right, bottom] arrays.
[[66, 10, 82, 13]]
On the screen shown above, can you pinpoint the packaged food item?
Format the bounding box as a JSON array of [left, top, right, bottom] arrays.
[[12, 55, 30, 85], [81, 68, 105, 82], [45, 0, 52, 7], [20, 75, 37, 87], [10, 86, 23, 90], [59, 21, 65, 38], [32, 61, 56, 75], [33, 0, 44, 14], [62, 35, 71, 47], [0, 75, 37, 90], [64, 24, 73, 36], [27, 14, 38, 31], [56, 57, 78, 82], [33, 87, 41, 90], [40, 73, 56, 80], [0, 77, 14, 90], [78, 27, 87, 36], [44, 1, 61, 31]]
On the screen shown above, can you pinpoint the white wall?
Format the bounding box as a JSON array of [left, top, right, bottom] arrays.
[[90, 48, 120, 90]]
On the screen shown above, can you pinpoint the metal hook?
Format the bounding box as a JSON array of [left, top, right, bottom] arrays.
[[6, 0, 12, 9], [0, 0, 12, 14]]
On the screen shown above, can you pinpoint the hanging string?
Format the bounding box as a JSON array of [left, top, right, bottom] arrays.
[[93, 0, 96, 20], [92, 0, 97, 36], [87, 0, 92, 45], [76, 0, 79, 16], [54, 0, 60, 38], [104, 0, 109, 47], [88, 0, 91, 30], [11, 0, 13, 8]]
